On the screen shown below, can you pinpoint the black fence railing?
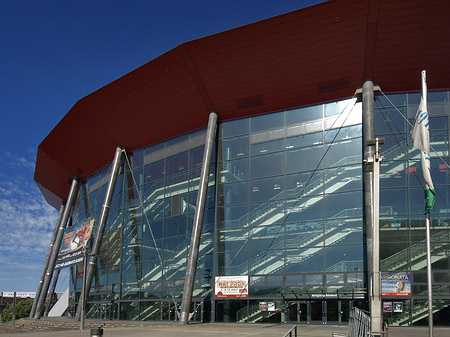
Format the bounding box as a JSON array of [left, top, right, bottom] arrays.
[[282, 325, 297, 337]]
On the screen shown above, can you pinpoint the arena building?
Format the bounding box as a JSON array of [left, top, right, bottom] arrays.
[[32, 0, 450, 326]]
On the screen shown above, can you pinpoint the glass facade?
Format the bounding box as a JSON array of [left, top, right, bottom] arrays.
[[65, 92, 450, 326], [376, 91, 450, 326]]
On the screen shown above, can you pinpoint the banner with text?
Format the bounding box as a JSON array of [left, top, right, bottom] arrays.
[[381, 271, 411, 297], [55, 218, 95, 269], [215, 276, 248, 298]]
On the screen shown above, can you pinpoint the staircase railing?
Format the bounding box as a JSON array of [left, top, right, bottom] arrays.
[[283, 325, 298, 337]]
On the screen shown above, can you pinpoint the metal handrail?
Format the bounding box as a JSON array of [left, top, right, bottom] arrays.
[[283, 325, 298, 337]]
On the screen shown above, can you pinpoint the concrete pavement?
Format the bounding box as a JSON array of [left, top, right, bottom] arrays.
[[2, 321, 450, 337]]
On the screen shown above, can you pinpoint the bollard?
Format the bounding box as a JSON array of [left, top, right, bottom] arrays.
[[91, 328, 103, 337]]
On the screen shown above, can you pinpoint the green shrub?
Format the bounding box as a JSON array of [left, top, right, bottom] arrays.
[[1, 298, 34, 322]]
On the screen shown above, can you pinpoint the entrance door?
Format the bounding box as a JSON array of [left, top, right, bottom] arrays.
[[309, 301, 323, 324], [340, 300, 351, 323], [287, 301, 307, 323], [326, 301, 339, 324]]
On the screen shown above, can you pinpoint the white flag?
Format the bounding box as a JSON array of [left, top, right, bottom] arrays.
[[412, 96, 430, 154], [411, 70, 435, 210]]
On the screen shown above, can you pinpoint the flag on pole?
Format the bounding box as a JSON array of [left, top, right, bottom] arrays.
[[411, 70, 435, 211]]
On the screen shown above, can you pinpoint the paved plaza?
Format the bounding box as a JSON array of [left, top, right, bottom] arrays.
[[2, 320, 450, 337]]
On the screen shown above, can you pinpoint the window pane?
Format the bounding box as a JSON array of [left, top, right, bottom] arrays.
[[218, 158, 249, 183], [217, 228, 248, 252], [325, 218, 363, 245], [286, 146, 324, 173], [221, 118, 249, 138], [286, 222, 324, 249], [324, 191, 363, 219], [286, 196, 324, 222], [324, 138, 362, 168], [286, 248, 324, 273], [250, 176, 284, 203], [190, 146, 204, 170], [325, 245, 364, 272], [222, 181, 249, 205], [217, 205, 248, 230], [375, 106, 407, 134], [250, 201, 285, 227], [251, 139, 285, 155], [249, 225, 284, 251], [324, 124, 361, 143], [250, 152, 284, 179], [285, 132, 322, 149], [286, 105, 323, 125], [286, 172, 318, 198], [325, 99, 356, 117], [250, 250, 284, 275], [164, 215, 187, 237], [251, 112, 284, 132], [380, 188, 408, 215], [166, 152, 188, 176], [217, 251, 248, 276], [163, 236, 187, 259], [220, 135, 249, 160]]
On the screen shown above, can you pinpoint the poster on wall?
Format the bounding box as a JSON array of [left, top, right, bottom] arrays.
[[215, 276, 248, 298], [393, 302, 403, 313], [381, 271, 411, 297], [55, 218, 95, 269], [259, 302, 275, 312], [383, 302, 393, 313]]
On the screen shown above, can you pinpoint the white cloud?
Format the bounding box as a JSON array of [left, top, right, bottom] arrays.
[[0, 151, 59, 291]]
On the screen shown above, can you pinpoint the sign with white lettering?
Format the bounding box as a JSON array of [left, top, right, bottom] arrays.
[[381, 271, 411, 297], [55, 218, 94, 269]]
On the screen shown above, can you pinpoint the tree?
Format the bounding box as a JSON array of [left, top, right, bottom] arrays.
[[1, 298, 34, 323]]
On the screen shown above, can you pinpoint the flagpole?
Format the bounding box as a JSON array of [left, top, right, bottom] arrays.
[[421, 70, 433, 337], [426, 209, 433, 337]]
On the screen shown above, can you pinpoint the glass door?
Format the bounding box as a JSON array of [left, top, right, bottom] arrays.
[[326, 300, 339, 324], [309, 300, 323, 324]]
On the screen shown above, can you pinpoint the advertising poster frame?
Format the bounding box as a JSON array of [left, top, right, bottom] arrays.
[[381, 271, 411, 297], [215, 276, 248, 298], [55, 218, 95, 269]]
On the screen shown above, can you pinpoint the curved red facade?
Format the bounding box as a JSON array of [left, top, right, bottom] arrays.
[[35, 0, 450, 208]]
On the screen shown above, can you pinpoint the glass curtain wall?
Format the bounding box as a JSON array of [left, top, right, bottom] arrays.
[[65, 92, 450, 324], [68, 128, 215, 320], [216, 98, 365, 323], [376, 91, 450, 326]]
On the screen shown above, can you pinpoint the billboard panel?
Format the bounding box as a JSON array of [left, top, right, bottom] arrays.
[[55, 218, 94, 269], [215, 276, 248, 298], [381, 271, 411, 297]]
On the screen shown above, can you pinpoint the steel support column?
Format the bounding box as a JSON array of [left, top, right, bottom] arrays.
[[362, 79, 382, 335], [34, 177, 79, 319], [180, 111, 218, 324], [30, 201, 66, 318], [75, 146, 124, 321], [44, 268, 60, 317]]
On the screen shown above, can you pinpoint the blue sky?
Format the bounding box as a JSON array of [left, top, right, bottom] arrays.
[[0, 0, 323, 293]]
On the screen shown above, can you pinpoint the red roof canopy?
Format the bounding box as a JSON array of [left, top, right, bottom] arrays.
[[35, 0, 450, 208]]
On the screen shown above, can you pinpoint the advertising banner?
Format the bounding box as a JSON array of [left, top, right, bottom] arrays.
[[381, 271, 411, 297], [215, 276, 248, 298], [55, 218, 95, 269]]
